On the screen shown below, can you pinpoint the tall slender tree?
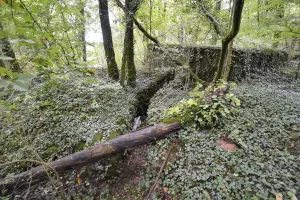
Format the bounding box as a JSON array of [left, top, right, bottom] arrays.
[[120, 0, 141, 87], [98, 0, 119, 80], [80, 1, 87, 62], [214, 0, 244, 82]]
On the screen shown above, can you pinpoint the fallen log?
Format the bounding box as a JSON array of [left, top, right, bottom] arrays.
[[0, 122, 181, 191]]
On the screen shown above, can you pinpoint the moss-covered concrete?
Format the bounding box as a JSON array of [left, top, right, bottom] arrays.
[[136, 71, 175, 117], [147, 45, 289, 81]]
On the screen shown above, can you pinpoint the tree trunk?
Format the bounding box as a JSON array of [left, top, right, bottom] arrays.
[[80, 5, 87, 62], [222, 40, 234, 80], [0, 122, 181, 191], [257, 0, 260, 24], [120, 0, 140, 87], [272, 2, 285, 48], [114, 0, 159, 46], [214, 0, 244, 82], [149, 0, 153, 36], [0, 23, 21, 72], [221, 3, 234, 80], [0, 55, 5, 68], [99, 0, 119, 80]]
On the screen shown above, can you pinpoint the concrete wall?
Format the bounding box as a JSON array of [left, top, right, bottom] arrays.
[[147, 45, 289, 81]]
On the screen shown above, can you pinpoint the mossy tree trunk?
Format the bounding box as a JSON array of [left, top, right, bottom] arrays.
[[114, 0, 159, 77], [99, 0, 119, 80], [0, 23, 21, 72], [120, 0, 141, 87], [80, 2, 87, 62], [222, 40, 234, 80], [214, 0, 244, 82]]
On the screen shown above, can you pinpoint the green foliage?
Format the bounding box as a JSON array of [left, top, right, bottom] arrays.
[[145, 81, 300, 199], [0, 69, 35, 91], [0, 70, 137, 177], [163, 81, 240, 127], [0, 0, 88, 71], [239, 0, 300, 52]]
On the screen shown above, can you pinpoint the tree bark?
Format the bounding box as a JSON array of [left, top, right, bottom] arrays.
[[115, 0, 160, 75], [80, 5, 87, 62], [114, 0, 160, 46], [214, 0, 244, 82], [0, 23, 21, 72], [99, 0, 119, 80], [222, 40, 234, 80], [120, 0, 141, 87], [0, 122, 181, 191]]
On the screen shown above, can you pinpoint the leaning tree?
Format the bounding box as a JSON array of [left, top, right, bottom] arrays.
[[214, 0, 245, 81]]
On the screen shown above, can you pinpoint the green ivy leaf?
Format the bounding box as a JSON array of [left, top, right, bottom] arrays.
[[22, 39, 35, 44], [0, 79, 10, 88], [11, 80, 29, 91]]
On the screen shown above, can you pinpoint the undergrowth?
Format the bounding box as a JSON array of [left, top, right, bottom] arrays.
[[163, 81, 240, 126], [0, 71, 137, 178], [145, 81, 300, 199]]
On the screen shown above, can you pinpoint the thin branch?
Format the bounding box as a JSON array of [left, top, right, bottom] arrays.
[[145, 143, 174, 200], [19, 0, 43, 32], [60, 8, 76, 60], [19, 0, 71, 65], [185, 67, 206, 84], [20, 52, 38, 69], [197, 0, 223, 36], [9, 0, 17, 25], [114, 0, 160, 46]]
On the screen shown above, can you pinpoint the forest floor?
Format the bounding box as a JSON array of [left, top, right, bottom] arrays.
[[1, 68, 299, 199], [97, 73, 300, 200]]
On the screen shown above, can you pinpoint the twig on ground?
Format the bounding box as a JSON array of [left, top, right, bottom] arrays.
[[145, 143, 175, 200]]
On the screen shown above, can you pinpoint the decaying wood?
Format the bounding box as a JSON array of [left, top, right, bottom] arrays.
[[0, 122, 181, 191], [132, 116, 141, 131]]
